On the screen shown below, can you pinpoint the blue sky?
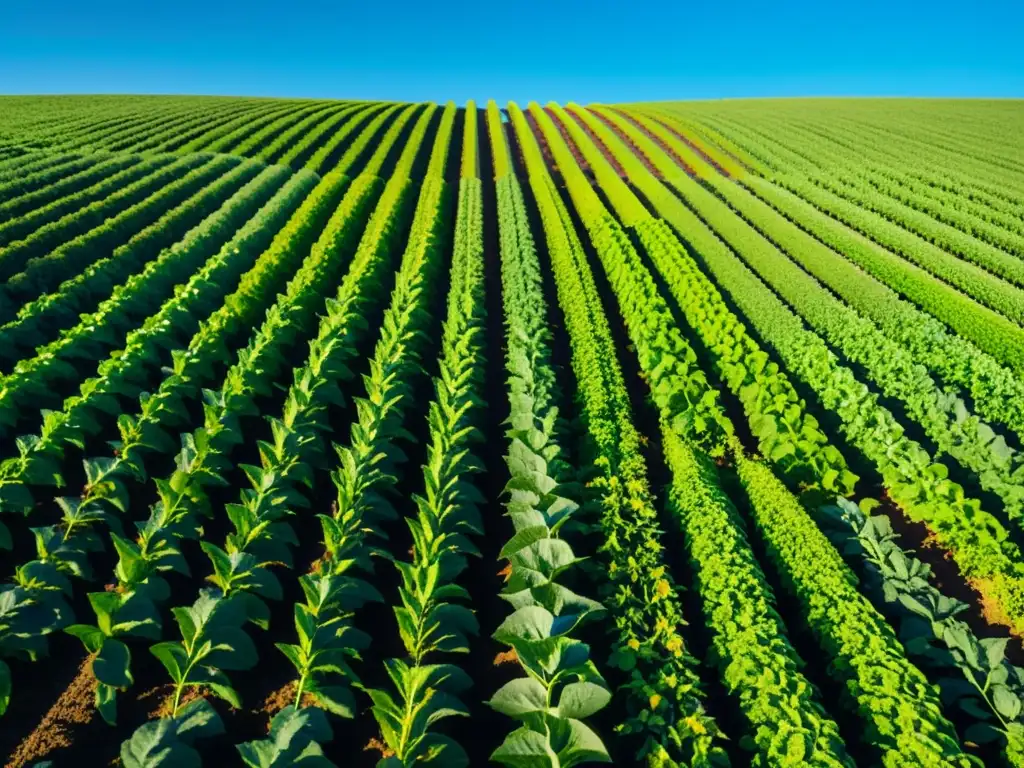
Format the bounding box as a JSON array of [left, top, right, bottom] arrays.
[[1, 0, 1021, 103]]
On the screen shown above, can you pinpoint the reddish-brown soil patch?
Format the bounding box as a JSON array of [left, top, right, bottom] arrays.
[[582, 108, 664, 179], [556, 108, 628, 179], [873, 490, 1024, 663], [142, 684, 203, 720], [6, 659, 95, 768], [258, 681, 317, 720]]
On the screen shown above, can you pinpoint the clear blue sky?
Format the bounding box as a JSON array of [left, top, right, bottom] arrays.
[[1, 0, 1022, 103]]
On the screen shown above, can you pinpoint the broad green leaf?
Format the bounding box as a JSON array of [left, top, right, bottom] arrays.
[[94, 638, 133, 688], [488, 678, 547, 718]]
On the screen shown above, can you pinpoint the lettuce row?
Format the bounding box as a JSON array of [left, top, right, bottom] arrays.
[[259, 102, 362, 166], [567, 102, 858, 499], [0, 153, 97, 202], [0, 161, 280, 430], [307, 103, 407, 177], [528, 104, 733, 456], [555, 100, 985, 765], [779, 140, 1024, 286], [659, 432, 853, 766], [172, 102, 299, 155], [510, 101, 730, 767], [627, 109, 1024, 374], [229, 102, 339, 159], [143, 103, 291, 156], [742, 112, 1024, 261], [567, 105, 863, 491], [108, 102, 268, 154], [823, 142, 1024, 247], [688, 178, 1024, 633], [276, 103, 383, 169]]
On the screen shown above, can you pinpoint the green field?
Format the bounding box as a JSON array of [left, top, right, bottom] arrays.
[[1, 95, 1024, 767]]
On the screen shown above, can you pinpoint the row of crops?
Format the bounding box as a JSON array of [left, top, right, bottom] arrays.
[[1, 93, 1023, 766]]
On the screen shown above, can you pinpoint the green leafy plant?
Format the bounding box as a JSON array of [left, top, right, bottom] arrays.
[[236, 705, 338, 767]]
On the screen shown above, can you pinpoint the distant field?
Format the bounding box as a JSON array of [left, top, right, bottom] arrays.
[[1, 94, 1024, 767]]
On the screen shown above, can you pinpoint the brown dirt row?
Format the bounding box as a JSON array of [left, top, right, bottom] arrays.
[[6, 660, 94, 768]]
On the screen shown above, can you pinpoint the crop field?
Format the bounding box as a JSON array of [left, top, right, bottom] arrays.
[[1, 94, 1024, 767]]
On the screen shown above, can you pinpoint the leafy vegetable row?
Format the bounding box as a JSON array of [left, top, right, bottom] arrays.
[[307, 103, 406, 176], [820, 496, 1024, 766], [488, 102, 615, 766], [661, 111, 1024, 332], [365, 125, 479, 768], [679, 107, 1024, 215], [113, 101, 270, 155], [0, 167, 332, 719], [0, 154, 234, 309], [585, 109, 1024, 538], [759, 117, 1024, 264], [539, 101, 983, 766], [627, 109, 1024, 372], [0, 154, 142, 238], [260, 102, 362, 165], [562, 104, 858, 496], [0, 162, 277, 437], [0, 153, 184, 281], [0, 153, 96, 202], [149, 102, 290, 155], [0, 161, 280, 383], [593, 107, 1024, 635], [281, 103, 385, 170], [772, 170, 1024, 324], [537, 103, 869, 765], [508, 100, 731, 766], [230, 103, 340, 159], [0, 167, 359, 691], [175, 102, 300, 155], [112, 104, 443, 764]]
